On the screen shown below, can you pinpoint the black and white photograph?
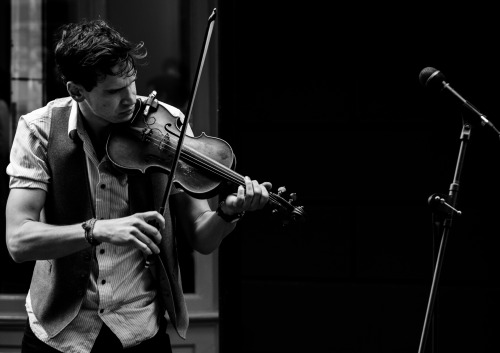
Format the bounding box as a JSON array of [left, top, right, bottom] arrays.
[[1, 1, 500, 352]]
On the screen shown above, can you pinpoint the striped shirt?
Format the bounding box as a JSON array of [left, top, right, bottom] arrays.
[[7, 97, 184, 353]]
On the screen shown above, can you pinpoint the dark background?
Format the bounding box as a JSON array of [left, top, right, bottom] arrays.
[[217, 3, 500, 352]]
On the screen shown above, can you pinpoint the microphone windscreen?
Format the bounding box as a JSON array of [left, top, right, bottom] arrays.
[[419, 67, 446, 91]]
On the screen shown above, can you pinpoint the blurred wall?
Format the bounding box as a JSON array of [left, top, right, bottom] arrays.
[[106, 0, 183, 97]]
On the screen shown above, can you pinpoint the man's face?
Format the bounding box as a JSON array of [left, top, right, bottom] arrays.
[[79, 65, 137, 125]]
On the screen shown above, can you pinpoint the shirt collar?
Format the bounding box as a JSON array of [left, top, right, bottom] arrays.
[[68, 99, 83, 141], [67, 99, 78, 139]]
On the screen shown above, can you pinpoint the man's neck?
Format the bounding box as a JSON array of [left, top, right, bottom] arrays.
[[78, 105, 110, 160]]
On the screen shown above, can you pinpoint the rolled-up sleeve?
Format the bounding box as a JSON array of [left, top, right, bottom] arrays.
[[7, 114, 51, 191]]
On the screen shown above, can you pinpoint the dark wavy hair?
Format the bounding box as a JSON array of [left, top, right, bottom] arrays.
[[54, 19, 147, 91]]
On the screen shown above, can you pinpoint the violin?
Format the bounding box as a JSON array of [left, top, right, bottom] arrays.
[[106, 95, 306, 225]]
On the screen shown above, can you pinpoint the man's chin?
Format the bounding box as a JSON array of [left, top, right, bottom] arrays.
[[116, 110, 134, 123]]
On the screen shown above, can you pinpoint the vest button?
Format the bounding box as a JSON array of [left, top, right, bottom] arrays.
[[101, 279, 106, 285], [100, 183, 106, 189], [100, 249, 105, 254]]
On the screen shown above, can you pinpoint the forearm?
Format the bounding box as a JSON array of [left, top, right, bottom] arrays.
[[173, 179, 269, 255], [189, 210, 238, 254], [7, 220, 89, 262]]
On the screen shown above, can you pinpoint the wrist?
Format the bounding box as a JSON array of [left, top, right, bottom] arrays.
[[216, 201, 245, 223], [82, 218, 100, 246]]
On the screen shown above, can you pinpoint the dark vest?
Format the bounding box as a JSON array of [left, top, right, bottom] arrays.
[[28, 103, 188, 339]]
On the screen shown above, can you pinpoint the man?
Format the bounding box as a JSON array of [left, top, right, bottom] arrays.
[[5, 19, 271, 352]]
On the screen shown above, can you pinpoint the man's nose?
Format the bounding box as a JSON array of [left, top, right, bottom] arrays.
[[122, 85, 136, 104]]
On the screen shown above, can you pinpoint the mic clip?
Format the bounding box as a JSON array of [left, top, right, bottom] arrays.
[[428, 193, 462, 216]]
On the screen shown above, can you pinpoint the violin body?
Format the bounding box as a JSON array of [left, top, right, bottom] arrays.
[[107, 98, 235, 198]]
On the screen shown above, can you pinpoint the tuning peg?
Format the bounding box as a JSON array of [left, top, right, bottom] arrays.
[[277, 186, 287, 196], [289, 193, 297, 202]]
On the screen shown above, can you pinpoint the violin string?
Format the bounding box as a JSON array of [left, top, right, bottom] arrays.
[[132, 129, 297, 212], [133, 128, 244, 184], [154, 133, 300, 212], [146, 132, 297, 212]]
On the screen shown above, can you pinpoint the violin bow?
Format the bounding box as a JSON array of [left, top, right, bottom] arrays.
[[157, 8, 217, 215]]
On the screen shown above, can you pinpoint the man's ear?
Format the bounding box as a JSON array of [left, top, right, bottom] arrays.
[[66, 82, 85, 102]]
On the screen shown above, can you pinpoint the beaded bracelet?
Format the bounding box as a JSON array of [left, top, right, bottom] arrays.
[[82, 218, 100, 246]]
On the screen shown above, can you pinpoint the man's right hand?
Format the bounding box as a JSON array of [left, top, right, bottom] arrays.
[[93, 211, 165, 256]]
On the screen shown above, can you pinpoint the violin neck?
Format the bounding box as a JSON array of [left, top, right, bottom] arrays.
[[218, 166, 246, 188]]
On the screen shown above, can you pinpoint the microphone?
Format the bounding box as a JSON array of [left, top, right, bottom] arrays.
[[419, 67, 500, 136]]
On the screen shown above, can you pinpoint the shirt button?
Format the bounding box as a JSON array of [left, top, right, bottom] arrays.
[[100, 183, 106, 189], [100, 309, 104, 314], [100, 249, 105, 254], [101, 279, 106, 285]]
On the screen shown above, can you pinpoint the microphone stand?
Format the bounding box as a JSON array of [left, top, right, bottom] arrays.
[[417, 121, 470, 353]]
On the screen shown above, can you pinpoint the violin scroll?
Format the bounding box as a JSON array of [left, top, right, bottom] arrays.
[[268, 186, 306, 225]]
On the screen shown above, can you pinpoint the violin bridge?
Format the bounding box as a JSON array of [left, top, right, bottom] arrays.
[[158, 133, 170, 151]]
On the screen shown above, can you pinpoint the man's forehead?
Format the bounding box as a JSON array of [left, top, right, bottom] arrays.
[[98, 72, 136, 89]]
